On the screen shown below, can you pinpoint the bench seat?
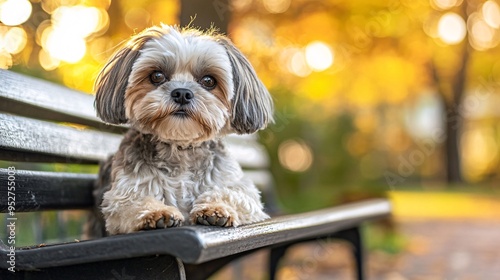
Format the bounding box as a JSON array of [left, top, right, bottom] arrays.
[[0, 69, 391, 279], [1, 199, 389, 270]]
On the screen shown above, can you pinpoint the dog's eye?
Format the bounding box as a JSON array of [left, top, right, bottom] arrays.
[[150, 71, 166, 85], [199, 75, 216, 90]]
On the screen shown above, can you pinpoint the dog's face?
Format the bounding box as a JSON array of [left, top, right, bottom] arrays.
[[94, 25, 273, 144]]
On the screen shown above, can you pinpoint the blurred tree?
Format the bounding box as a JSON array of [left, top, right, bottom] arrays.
[[2, 0, 499, 208], [430, 2, 469, 184], [228, 0, 500, 189]]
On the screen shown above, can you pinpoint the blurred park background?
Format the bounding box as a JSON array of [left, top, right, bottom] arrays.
[[1, 0, 500, 278]]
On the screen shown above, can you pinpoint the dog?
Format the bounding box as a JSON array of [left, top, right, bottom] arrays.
[[92, 25, 273, 235]]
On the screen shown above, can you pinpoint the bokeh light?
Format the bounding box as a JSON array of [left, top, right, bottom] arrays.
[[39, 49, 60, 71], [0, 25, 28, 68], [2, 27, 27, 54], [423, 12, 441, 38], [431, 0, 462, 10], [437, 12, 467, 45], [278, 139, 314, 172], [305, 41, 334, 72], [263, 0, 291, 14], [404, 93, 444, 140], [52, 5, 101, 38], [0, 0, 32, 26], [483, 0, 500, 29], [35, 4, 110, 64], [461, 128, 499, 181], [287, 48, 312, 77], [0, 49, 12, 69], [232, 0, 253, 11], [468, 12, 500, 50], [290, 51, 311, 77], [45, 28, 87, 63], [125, 7, 151, 30], [470, 18, 496, 49]]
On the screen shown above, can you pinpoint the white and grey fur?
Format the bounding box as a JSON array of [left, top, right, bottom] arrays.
[[92, 25, 273, 235]]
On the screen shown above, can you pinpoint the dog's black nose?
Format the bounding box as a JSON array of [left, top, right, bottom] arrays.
[[171, 88, 194, 105]]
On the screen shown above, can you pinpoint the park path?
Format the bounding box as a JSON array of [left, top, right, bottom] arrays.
[[369, 219, 500, 280], [212, 219, 500, 279]]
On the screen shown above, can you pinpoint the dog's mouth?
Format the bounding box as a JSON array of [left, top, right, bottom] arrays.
[[173, 109, 189, 117]]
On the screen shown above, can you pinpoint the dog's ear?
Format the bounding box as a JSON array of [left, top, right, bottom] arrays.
[[94, 28, 164, 124], [217, 37, 274, 134]]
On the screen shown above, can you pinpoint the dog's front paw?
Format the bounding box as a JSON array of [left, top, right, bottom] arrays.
[[190, 204, 238, 227], [138, 206, 184, 230]]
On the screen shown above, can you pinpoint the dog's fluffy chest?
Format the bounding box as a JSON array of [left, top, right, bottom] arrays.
[[111, 130, 243, 219]]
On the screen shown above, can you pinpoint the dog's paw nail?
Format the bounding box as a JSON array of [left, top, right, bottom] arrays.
[[197, 215, 211, 226], [169, 216, 182, 227], [167, 217, 174, 227], [206, 215, 217, 225], [156, 217, 166, 228], [195, 213, 229, 226], [216, 217, 228, 227]]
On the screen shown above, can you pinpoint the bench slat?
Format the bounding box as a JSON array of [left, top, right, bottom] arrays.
[[0, 113, 121, 163], [0, 199, 391, 270], [0, 70, 110, 130], [0, 169, 95, 212]]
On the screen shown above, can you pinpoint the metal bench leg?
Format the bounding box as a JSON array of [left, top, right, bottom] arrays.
[[334, 227, 364, 280], [351, 227, 365, 280], [269, 244, 290, 280], [268, 227, 365, 280]]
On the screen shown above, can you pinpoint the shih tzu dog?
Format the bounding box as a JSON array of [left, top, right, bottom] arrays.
[[92, 25, 273, 235]]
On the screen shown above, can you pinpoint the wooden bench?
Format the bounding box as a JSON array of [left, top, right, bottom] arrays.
[[0, 70, 391, 279]]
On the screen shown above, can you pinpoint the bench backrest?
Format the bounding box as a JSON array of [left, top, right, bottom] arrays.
[[0, 70, 274, 244]]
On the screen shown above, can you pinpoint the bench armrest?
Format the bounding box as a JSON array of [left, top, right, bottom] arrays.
[[0, 199, 390, 270]]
